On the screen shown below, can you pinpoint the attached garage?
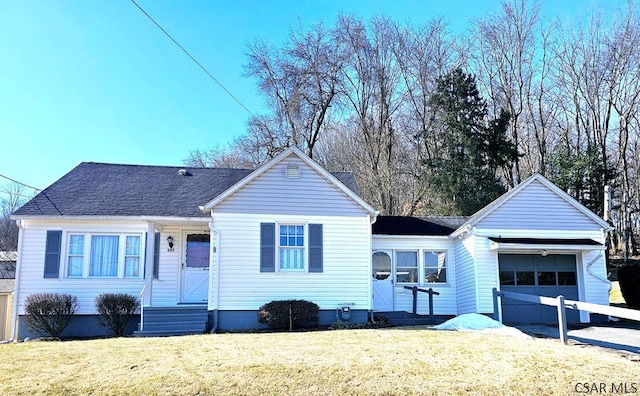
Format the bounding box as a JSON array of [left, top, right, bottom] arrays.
[[499, 253, 580, 324]]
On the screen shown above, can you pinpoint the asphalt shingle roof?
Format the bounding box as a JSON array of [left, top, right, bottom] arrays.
[[372, 216, 457, 236], [14, 162, 360, 218]]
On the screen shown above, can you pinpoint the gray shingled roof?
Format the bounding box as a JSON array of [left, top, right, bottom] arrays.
[[14, 162, 360, 218]]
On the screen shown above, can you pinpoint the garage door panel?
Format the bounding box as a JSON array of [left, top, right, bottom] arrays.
[[499, 253, 579, 324]]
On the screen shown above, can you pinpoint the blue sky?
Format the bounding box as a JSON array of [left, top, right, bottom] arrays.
[[0, 0, 619, 199]]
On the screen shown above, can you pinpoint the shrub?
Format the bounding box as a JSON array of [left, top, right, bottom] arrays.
[[95, 293, 139, 336], [258, 300, 319, 330], [24, 293, 78, 338], [618, 265, 640, 309]]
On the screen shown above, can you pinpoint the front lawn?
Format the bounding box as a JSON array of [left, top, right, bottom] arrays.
[[1, 327, 638, 395]]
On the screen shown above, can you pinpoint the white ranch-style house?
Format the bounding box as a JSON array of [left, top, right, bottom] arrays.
[[10, 147, 612, 338]]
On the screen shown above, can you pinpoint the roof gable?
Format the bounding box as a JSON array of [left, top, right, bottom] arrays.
[[203, 147, 377, 216], [452, 174, 611, 235]]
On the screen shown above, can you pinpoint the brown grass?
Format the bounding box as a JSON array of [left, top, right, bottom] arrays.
[[0, 327, 638, 395]]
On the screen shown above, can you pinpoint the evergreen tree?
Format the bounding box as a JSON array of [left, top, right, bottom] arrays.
[[424, 68, 517, 215]]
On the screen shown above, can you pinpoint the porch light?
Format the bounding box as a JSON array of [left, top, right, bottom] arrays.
[[167, 236, 174, 249]]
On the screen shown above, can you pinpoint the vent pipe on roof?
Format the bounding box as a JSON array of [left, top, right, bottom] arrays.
[[178, 169, 191, 176]]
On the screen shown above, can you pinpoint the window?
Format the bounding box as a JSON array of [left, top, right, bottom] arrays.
[[396, 251, 418, 283], [65, 233, 144, 279], [279, 225, 304, 271], [261, 223, 323, 273], [516, 271, 535, 285], [424, 251, 447, 283], [124, 236, 141, 277], [500, 271, 515, 285], [537, 271, 556, 286], [372, 251, 391, 280], [67, 234, 84, 277], [557, 271, 577, 285]]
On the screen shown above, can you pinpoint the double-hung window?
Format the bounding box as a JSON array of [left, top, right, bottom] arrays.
[[67, 235, 85, 277], [66, 233, 143, 279], [279, 225, 304, 271], [124, 236, 141, 277], [424, 251, 447, 283], [395, 251, 418, 283]]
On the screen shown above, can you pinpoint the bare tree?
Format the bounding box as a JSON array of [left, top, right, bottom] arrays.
[[0, 182, 28, 254], [470, 0, 541, 185], [244, 21, 346, 159]]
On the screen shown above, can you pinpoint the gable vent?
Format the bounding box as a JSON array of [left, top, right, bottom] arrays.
[[285, 165, 300, 179]]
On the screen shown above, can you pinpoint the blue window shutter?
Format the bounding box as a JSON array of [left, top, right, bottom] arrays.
[[44, 230, 62, 278], [153, 232, 160, 278], [260, 223, 275, 272], [308, 224, 323, 273]]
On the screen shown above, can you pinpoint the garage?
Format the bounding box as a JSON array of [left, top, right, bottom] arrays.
[[499, 253, 580, 324]]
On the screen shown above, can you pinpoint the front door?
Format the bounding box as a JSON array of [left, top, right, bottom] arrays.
[[372, 250, 394, 311], [181, 233, 210, 303]]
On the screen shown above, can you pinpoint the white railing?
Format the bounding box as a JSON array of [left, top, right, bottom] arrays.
[[139, 277, 153, 332], [493, 288, 640, 344]]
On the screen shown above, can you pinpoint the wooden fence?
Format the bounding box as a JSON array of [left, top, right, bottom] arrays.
[[492, 288, 640, 344]]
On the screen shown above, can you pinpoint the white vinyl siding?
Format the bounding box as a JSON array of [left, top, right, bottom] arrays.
[[372, 236, 456, 315], [581, 250, 610, 307], [474, 237, 499, 314], [215, 157, 364, 217], [454, 234, 477, 314], [149, 226, 184, 307], [476, 180, 604, 231], [212, 213, 371, 311], [16, 221, 150, 315]]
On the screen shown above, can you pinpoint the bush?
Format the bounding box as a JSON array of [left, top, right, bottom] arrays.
[[95, 293, 139, 336], [618, 265, 640, 309], [257, 300, 319, 330], [24, 293, 78, 338]]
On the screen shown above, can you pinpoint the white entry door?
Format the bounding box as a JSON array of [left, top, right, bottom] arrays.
[[372, 250, 394, 311], [181, 233, 210, 303]]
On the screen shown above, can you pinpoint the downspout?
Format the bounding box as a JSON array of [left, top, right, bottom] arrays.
[[586, 251, 611, 291], [9, 220, 24, 342], [208, 221, 221, 333], [585, 251, 616, 322]]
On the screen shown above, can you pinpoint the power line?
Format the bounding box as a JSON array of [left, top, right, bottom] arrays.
[[130, 0, 255, 117], [0, 173, 41, 191]]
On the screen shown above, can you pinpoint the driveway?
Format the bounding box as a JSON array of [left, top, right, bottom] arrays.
[[516, 324, 640, 356]]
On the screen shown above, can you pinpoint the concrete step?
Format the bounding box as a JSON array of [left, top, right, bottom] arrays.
[[136, 306, 209, 336], [140, 321, 207, 331]]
